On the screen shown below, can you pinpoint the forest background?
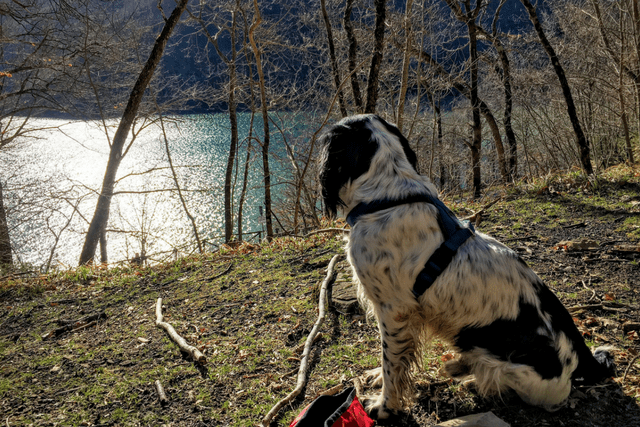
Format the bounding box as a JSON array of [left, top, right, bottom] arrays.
[[1, 0, 640, 271]]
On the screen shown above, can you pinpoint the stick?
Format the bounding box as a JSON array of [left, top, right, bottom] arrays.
[[42, 311, 106, 340], [462, 197, 502, 223], [261, 254, 342, 427], [314, 383, 344, 399], [155, 298, 206, 364], [210, 262, 233, 280], [155, 380, 169, 404], [622, 355, 640, 384], [582, 279, 596, 302], [568, 304, 627, 313], [303, 228, 350, 238]]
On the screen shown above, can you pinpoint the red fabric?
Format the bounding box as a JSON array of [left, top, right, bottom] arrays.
[[331, 396, 374, 427], [289, 391, 374, 427], [290, 403, 311, 427]]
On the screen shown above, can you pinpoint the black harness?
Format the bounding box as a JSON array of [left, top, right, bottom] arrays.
[[346, 194, 475, 299]]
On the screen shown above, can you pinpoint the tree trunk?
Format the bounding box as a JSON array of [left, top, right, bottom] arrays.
[[224, 12, 239, 243], [492, 0, 517, 180], [396, 0, 414, 132], [343, 0, 363, 112], [78, 0, 189, 265], [249, 0, 273, 241], [493, 38, 517, 180], [0, 182, 12, 268], [99, 231, 107, 264], [321, 0, 347, 117], [467, 4, 482, 198], [411, 44, 508, 183], [631, 0, 640, 155], [520, 0, 593, 175], [364, 0, 386, 114]]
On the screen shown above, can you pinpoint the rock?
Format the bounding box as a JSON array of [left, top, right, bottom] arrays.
[[331, 281, 360, 313], [436, 412, 510, 427]]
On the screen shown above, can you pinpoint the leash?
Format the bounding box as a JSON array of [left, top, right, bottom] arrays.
[[346, 193, 474, 299]]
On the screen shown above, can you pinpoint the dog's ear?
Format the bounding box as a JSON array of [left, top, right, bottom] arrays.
[[318, 118, 379, 218], [376, 116, 418, 172]]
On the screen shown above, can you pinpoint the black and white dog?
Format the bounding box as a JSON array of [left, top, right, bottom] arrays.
[[318, 114, 615, 419]]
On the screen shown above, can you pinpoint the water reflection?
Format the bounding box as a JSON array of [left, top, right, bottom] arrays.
[[1, 113, 307, 268]]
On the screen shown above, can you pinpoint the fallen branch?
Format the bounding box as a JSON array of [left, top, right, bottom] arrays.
[[301, 228, 350, 238], [582, 280, 596, 302], [155, 380, 169, 405], [568, 304, 627, 314], [155, 298, 206, 364], [502, 235, 536, 243], [623, 355, 640, 385], [42, 311, 106, 340], [210, 262, 233, 280], [261, 254, 342, 427], [462, 197, 502, 223], [314, 383, 344, 399]]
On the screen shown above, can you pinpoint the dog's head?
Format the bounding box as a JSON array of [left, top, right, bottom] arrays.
[[318, 114, 418, 218]]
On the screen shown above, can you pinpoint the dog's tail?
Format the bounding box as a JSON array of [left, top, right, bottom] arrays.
[[572, 345, 616, 385]]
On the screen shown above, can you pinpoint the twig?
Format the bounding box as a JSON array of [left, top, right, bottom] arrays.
[[155, 380, 169, 404], [314, 383, 344, 399], [210, 263, 233, 280], [502, 235, 536, 243], [155, 298, 206, 364], [462, 197, 502, 223], [567, 304, 627, 314], [302, 228, 350, 238], [562, 222, 587, 229], [261, 254, 342, 427], [42, 311, 106, 340], [353, 377, 364, 397], [582, 279, 596, 302], [622, 355, 640, 384], [56, 386, 82, 396]]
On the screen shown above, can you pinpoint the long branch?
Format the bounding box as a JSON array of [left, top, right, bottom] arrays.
[[261, 254, 342, 427]]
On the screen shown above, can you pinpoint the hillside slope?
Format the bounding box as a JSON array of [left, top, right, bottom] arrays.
[[1, 168, 640, 426]]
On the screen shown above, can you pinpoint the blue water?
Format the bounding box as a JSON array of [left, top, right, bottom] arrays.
[[1, 112, 318, 268]]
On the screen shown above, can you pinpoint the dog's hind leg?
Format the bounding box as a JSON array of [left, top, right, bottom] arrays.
[[362, 307, 421, 419]]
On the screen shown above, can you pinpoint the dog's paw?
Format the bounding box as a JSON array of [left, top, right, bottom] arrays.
[[361, 394, 393, 420], [362, 367, 384, 388]]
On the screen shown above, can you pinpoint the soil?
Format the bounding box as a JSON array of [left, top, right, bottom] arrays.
[[1, 176, 639, 427]]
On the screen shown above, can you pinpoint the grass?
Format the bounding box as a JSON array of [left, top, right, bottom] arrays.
[[1, 167, 639, 426]]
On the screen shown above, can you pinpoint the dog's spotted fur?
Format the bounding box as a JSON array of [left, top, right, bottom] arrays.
[[318, 114, 615, 419]]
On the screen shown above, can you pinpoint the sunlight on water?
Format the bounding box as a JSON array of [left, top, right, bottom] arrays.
[[1, 113, 309, 268]]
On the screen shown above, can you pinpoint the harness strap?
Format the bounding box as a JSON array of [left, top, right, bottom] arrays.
[[346, 193, 474, 299]]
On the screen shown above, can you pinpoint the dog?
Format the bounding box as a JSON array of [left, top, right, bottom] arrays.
[[318, 114, 615, 419]]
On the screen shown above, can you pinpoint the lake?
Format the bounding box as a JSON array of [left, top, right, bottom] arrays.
[[1, 112, 317, 269]]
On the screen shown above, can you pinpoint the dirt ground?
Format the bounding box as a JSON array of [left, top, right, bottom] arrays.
[[1, 173, 639, 426]]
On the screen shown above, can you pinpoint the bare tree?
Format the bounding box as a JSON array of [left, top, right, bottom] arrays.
[[0, 182, 11, 268], [344, 0, 364, 112], [190, 2, 243, 244], [520, 0, 594, 175], [396, 0, 415, 132], [589, 0, 636, 164], [246, 0, 274, 241], [321, 0, 348, 117], [365, 0, 387, 113], [79, 0, 189, 265]]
